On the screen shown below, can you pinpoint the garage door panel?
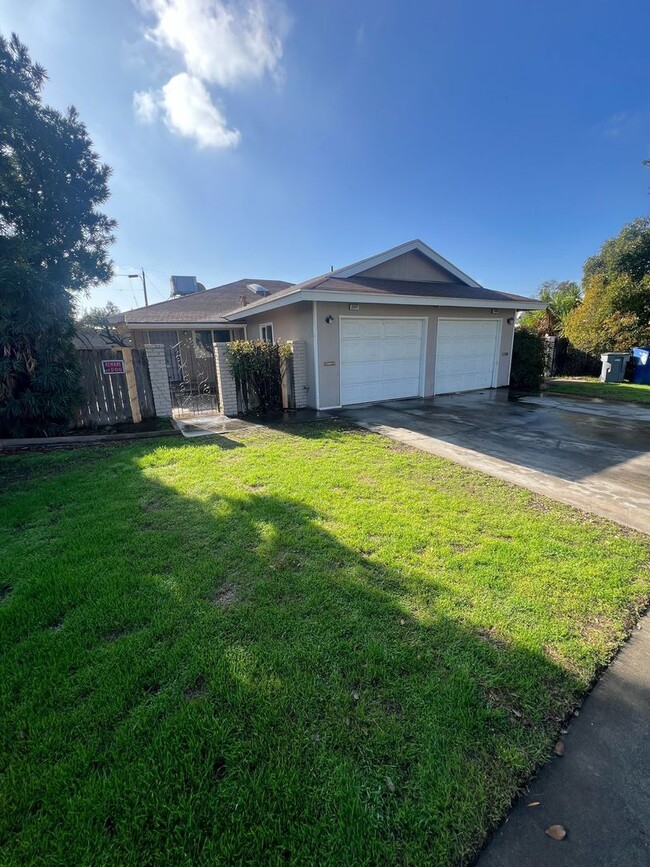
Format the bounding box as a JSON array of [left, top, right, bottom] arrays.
[[386, 359, 421, 380], [383, 320, 422, 338], [340, 340, 385, 363], [340, 318, 424, 405], [382, 338, 422, 360], [437, 352, 495, 376], [341, 360, 385, 384], [434, 319, 500, 395], [341, 359, 421, 383]]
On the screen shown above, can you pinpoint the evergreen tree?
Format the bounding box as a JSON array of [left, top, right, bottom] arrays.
[[0, 33, 115, 436]]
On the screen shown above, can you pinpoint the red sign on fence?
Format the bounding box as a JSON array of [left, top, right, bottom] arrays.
[[101, 359, 125, 375]]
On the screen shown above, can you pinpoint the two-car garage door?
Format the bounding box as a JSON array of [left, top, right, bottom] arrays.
[[339, 316, 502, 405]]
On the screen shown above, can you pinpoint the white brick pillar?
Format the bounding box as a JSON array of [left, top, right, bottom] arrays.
[[213, 343, 239, 416], [144, 344, 173, 417], [287, 340, 308, 409]]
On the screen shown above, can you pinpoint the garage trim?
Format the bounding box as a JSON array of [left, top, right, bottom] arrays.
[[338, 315, 428, 406], [434, 317, 502, 395]]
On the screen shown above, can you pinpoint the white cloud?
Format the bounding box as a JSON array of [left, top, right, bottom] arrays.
[[132, 0, 289, 148], [143, 0, 289, 88], [133, 89, 160, 123], [161, 72, 241, 148]]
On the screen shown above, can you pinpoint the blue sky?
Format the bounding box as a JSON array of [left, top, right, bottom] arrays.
[[2, 0, 649, 311]]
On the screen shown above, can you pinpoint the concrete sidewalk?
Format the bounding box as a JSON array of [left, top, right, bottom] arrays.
[[478, 614, 650, 866]]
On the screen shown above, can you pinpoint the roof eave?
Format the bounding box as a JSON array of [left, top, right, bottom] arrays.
[[226, 289, 545, 318], [122, 320, 246, 329]]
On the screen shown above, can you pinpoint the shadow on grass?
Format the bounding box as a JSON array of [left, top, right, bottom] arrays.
[[0, 436, 638, 866]]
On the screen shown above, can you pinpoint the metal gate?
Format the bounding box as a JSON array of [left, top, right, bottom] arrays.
[[166, 335, 220, 417]]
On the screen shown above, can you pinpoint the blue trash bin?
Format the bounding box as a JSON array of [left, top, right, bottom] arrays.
[[630, 347, 650, 385]]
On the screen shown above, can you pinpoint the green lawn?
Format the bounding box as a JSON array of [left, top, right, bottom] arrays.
[[1, 424, 648, 866], [547, 377, 650, 404]]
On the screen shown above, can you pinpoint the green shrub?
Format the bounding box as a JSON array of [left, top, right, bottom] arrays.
[[226, 340, 292, 414], [510, 328, 546, 390]]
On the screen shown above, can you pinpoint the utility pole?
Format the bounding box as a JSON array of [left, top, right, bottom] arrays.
[[141, 268, 149, 307], [123, 270, 149, 307]]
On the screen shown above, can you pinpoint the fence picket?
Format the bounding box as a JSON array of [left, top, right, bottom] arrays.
[[74, 348, 140, 428]]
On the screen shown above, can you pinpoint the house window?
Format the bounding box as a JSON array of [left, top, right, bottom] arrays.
[[213, 329, 231, 343], [260, 323, 274, 343], [194, 330, 213, 357]]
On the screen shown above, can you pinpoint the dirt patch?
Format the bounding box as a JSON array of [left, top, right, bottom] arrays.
[[383, 698, 402, 717], [450, 542, 470, 553], [485, 686, 529, 726], [184, 675, 208, 700], [103, 627, 134, 643], [527, 496, 554, 513], [210, 584, 237, 607], [478, 626, 507, 649]]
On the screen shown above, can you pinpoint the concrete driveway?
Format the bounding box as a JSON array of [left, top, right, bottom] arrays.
[[334, 390, 650, 534]]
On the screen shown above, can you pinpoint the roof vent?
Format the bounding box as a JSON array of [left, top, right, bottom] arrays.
[[170, 275, 199, 297], [247, 283, 270, 297]]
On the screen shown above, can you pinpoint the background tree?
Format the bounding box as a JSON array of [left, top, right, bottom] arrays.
[[518, 279, 581, 336], [77, 300, 121, 330], [76, 300, 125, 346], [564, 216, 650, 354], [0, 33, 115, 436]]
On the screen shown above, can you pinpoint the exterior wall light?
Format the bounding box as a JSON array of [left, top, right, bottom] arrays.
[[325, 315, 334, 324]]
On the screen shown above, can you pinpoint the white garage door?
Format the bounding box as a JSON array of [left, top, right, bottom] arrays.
[[434, 319, 501, 395], [340, 317, 425, 405]]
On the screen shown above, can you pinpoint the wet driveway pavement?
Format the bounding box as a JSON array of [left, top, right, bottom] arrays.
[[334, 390, 650, 534]]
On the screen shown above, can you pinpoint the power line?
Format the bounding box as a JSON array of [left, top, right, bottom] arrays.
[[143, 273, 168, 301]]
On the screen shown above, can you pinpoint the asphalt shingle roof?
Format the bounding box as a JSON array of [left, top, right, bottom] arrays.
[[112, 279, 293, 326], [224, 274, 536, 317]]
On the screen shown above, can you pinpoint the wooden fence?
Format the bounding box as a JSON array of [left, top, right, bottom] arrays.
[[543, 337, 601, 378], [74, 348, 155, 428]]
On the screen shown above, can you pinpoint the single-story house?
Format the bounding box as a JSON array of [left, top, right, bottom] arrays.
[[112, 240, 544, 410]]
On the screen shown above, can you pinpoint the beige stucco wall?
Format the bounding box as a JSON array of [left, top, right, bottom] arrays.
[[244, 302, 316, 406], [357, 250, 457, 282], [239, 300, 515, 409], [314, 302, 515, 408]]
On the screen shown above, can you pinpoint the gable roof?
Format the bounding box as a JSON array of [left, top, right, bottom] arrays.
[[224, 240, 544, 319], [224, 272, 544, 318], [110, 278, 293, 327], [331, 239, 482, 286], [112, 240, 544, 329]]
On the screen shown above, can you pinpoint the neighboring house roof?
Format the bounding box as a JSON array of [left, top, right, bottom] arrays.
[[110, 278, 293, 327]]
